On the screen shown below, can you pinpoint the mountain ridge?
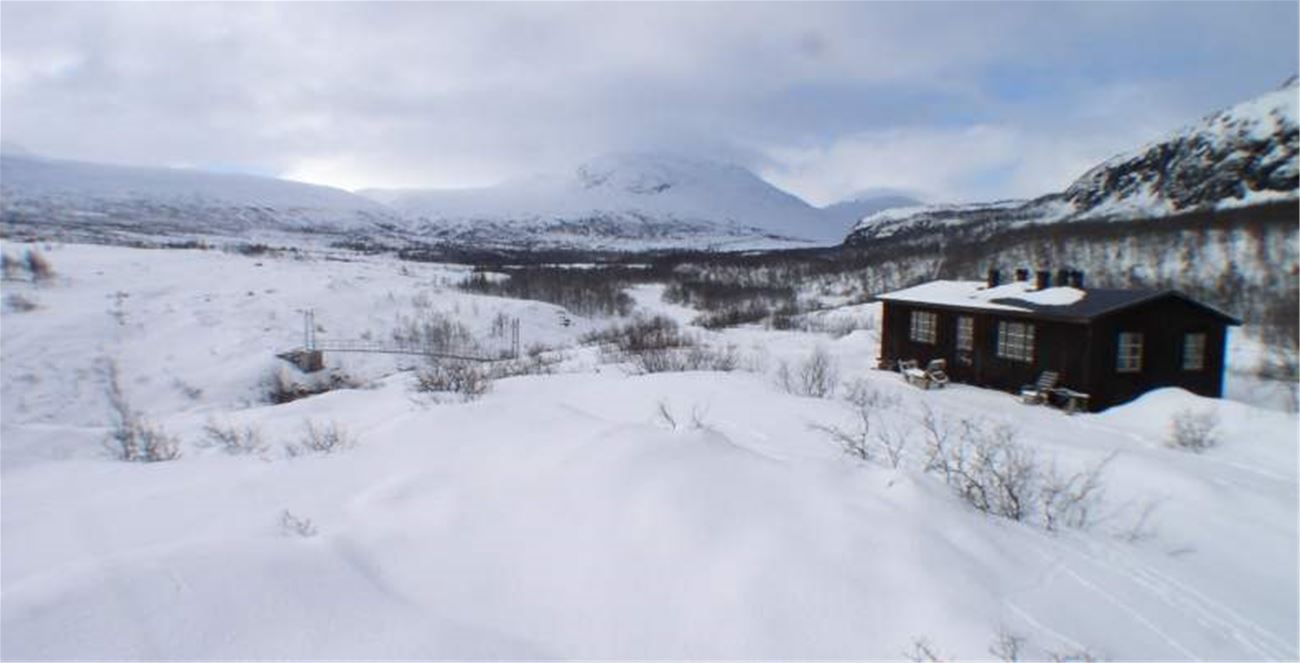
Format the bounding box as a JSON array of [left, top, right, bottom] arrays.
[[846, 78, 1299, 246]]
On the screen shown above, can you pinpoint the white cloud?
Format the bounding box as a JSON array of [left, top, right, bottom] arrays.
[[759, 121, 1162, 206], [1, 2, 1295, 200]]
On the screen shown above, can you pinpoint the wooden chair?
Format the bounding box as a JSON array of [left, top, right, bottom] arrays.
[[1019, 371, 1059, 404], [1051, 387, 1090, 414], [898, 359, 930, 389], [925, 359, 949, 389]]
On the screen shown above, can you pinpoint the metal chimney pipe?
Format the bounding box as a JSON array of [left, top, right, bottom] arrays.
[[987, 268, 1001, 288], [1035, 270, 1050, 290], [1015, 268, 1030, 282]]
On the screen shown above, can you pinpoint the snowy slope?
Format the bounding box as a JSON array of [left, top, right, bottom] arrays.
[[2, 240, 1296, 660], [848, 78, 1299, 245], [365, 153, 847, 250], [0, 153, 405, 239]]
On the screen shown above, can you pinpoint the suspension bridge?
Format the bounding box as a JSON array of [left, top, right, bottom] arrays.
[[278, 309, 521, 372]]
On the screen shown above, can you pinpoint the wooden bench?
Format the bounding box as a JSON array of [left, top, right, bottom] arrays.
[[1049, 387, 1090, 414]]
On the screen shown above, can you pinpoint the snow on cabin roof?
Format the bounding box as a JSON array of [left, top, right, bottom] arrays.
[[878, 280, 1084, 312], [876, 279, 1240, 324]]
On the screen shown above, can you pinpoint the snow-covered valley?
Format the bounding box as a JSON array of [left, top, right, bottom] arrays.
[[1, 241, 1296, 660]]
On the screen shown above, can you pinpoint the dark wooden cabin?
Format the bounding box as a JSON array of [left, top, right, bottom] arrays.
[[877, 270, 1241, 411]]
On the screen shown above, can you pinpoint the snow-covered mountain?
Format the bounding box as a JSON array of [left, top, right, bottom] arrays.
[[819, 190, 922, 231], [364, 153, 847, 251], [0, 153, 404, 240], [1, 150, 876, 252], [847, 78, 1299, 245]]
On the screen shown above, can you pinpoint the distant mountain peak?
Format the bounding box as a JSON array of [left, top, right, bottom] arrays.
[[363, 151, 852, 250]]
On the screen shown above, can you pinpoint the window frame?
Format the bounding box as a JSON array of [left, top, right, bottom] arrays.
[[995, 320, 1034, 363], [1116, 331, 1143, 373], [1182, 332, 1206, 371], [909, 310, 938, 345], [956, 316, 974, 352]]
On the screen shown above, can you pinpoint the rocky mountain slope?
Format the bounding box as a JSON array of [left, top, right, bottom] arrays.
[[847, 78, 1299, 246]]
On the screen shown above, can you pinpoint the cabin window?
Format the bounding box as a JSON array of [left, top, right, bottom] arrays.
[[1117, 332, 1143, 373], [995, 321, 1034, 363], [956, 316, 974, 351], [1182, 333, 1206, 371], [910, 310, 937, 344]]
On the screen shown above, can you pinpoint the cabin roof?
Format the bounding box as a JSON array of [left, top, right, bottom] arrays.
[[877, 280, 1241, 324]]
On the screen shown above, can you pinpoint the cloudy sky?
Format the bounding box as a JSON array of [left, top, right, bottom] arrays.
[[2, 2, 1296, 205]]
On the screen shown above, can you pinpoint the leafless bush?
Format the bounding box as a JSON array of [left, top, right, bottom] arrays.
[[4, 293, 38, 312], [25, 249, 54, 282], [790, 312, 876, 338], [1, 251, 22, 280], [103, 360, 181, 462], [812, 406, 873, 462], [816, 382, 910, 467], [202, 419, 268, 456], [583, 315, 689, 353], [586, 315, 740, 374], [874, 421, 912, 469], [989, 625, 1026, 662], [291, 419, 356, 455], [1113, 497, 1163, 543], [843, 378, 901, 411], [1040, 453, 1114, 532], [904, 637, 947, 662], [280, 510, 318, 537], [1167, 408, 1220, 452], [632, 343, 740, 374], [777, 346, 840, 398], [488, 345, 564, 377], [391, 308, 479, 355], [920, 408, 1111, 529], [460, 265, 637, 317], [946, 421, 1037, 521], [416, 360, 492, 400], [800, 346, 839, 398], [655, 400, 712, 431]]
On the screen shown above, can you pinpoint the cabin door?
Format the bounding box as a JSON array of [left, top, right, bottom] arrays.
[[951, 315, 976, 382]]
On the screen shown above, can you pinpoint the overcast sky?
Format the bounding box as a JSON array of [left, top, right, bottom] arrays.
[[2, 2, 1296, 205]]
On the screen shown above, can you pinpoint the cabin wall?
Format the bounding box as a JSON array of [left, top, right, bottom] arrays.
[[880, 297, 1231, 412], [880, 301, 1091, 396], [1088, 299, 1229, 409]]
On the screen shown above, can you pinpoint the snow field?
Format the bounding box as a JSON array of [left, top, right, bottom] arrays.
[[1, 241, 1296, 660]]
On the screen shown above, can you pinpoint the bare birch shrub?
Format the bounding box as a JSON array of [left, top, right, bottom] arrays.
[[1167, 408, 1220, 452], [416, 360, 491, 400], [286, 419, 356, 456], [103, 359, 181, 462], [202, 419, 268, 456], [920, 407, 1112, 529], [25, 249, 54, 282], [280, 510, 318, 537]]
